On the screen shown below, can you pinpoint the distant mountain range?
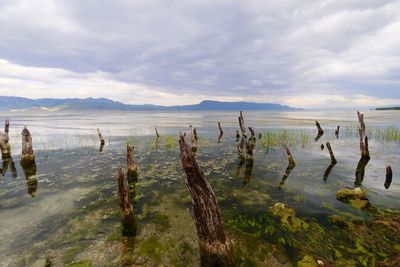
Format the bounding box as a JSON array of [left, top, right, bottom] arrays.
[[0, 96, 300, 111]]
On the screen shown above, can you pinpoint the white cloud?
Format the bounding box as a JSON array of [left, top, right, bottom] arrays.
[[0, 0, 398, 107]]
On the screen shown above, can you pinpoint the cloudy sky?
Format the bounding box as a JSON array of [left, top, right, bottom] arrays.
[[0, 0, 399, 108]]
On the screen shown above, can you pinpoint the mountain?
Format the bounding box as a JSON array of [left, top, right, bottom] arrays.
[[376, 106, 400, 110], [0, 96, 300, 111]]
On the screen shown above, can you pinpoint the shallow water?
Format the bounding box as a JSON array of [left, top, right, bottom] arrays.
[[0, 110, 399, 266]]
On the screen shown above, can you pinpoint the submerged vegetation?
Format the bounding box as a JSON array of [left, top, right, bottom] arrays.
[[0, 110, 399, 266]]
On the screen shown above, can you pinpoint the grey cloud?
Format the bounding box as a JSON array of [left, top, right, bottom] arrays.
[[0, 0, 399, 104]]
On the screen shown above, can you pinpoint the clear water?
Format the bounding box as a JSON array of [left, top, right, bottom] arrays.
[[0, 110, 399, 266]]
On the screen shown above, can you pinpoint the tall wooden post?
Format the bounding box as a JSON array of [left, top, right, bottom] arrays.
[[179, 133, 234, 267], [335, 125, 340, 139], [355, 111, 370, 185], [218, 122, 223, 142], [282, 135, 296, 167], [314, 121, 324, 141], [97, 128, 105, 152], [116, 168, 137, 237]]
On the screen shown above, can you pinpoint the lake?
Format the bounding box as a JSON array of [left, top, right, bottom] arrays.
[[0, 110, 399, 266]]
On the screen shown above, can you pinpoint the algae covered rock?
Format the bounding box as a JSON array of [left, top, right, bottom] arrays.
[[271, 203, 308, 231], [297, 255, 318, 267], [329, 215, 353, 229], [336, 187, 370, 209]]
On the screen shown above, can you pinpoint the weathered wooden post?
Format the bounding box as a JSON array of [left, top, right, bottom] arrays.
[[218, 122, 223, 143], [97, 128, 105, 152], [384, 165, 392, 189], [127, 144, 138, 182], [314, 121, 324, 141], [235, 130, 240, 141], [357, 111, 370, 160], [355, 111, 370, 185], [323, 142, 337, 181], [21, 126, 37, 197], [0, 120, 11, 159], [20, 127, 36, 172], [190, 125, 198, 152], [179, 133, 234, 267], [282, 135, 296, 167], [238, 111, 247, 139], [116, 168, 137, 237], [335, 125, 340, 139]]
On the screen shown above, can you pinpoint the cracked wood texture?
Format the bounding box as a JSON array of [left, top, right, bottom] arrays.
[[179, 133, 234, 267]]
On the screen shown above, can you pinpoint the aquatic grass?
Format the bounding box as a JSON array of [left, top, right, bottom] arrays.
[[261, 129, 312, 150], [164, 135, 176, 150], [342, 126, 400, 142]]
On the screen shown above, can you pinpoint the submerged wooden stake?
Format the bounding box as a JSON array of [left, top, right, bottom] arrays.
[[326, 142, 337, 164], [357, 111, 370, 160], [179, 133, 234, 267], [314, 121, 324, 141], [97, 128, 105, 152], [218, 122, 224, 139], [4, 119, 9, 144], [127, 144, 138, 181], [384, 165, 392, 189], [282, 135, 296, 167], [116, 168, 136, 236], [335, 125, 340, 139]]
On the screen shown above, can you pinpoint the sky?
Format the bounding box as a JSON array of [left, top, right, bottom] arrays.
[[0, 0, 399, 108]]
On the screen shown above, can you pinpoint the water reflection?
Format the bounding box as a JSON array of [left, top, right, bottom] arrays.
[[1, 156, 17, 178], [323, 162, 336, 181], [355, 157, 370, 186], [279, 163, 296, 187], [242, 159, 254, 186]]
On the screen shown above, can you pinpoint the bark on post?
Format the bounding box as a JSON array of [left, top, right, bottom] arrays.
[[335, 126, 340, 139], [21, 127, 37, 197], [127, 144, 138, 182], [0, 133, 10, 159], [97, 128, 105, 152], [355, 111, 370, 185], [179, 133, 234, 267], [218, 122, 223, 142], [357, 111, 370, 160], [0, 119, 10, 159], [190, 125, 198, 152], [21, 127, 35, 168], [314, 121, 324, 141], [238, 111, 247, 139], [384, 165, 393, 189], [282, 135, 296, 167], [116, 168, 137, 236]]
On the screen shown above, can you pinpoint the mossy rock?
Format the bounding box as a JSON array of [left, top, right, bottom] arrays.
[[336, 188, 369, 209], [67, 260, 92, 267], [329, 215, 353, 229], [297, 255, 318, 267], [271, 203, 308, 232]]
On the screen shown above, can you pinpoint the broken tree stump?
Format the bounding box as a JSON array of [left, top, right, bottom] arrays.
[[357, 111, 370, 160], [218, 122, 223, 142], [97, 128, 105, 152], [127, 144, 138, 182], [20, 126, 36, 168], [314, 121, 324, 141], [335, 125, 340, 139], [190, 125, 198, 152], [355, 111, 370, 185], [238, 111, 247, 139], [385, 165, 393, 189], [116, 168, 137, 237], [0, 119, 11, 159], [235, 130, 240, 141], [282, 135, 296, 167], [179, 133, 234, 267]]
